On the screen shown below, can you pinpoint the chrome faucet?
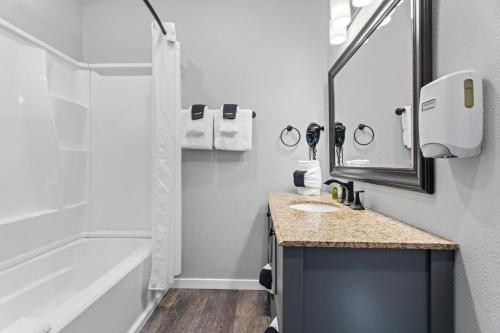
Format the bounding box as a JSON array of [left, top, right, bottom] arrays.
[[324, 179, 355, 206]]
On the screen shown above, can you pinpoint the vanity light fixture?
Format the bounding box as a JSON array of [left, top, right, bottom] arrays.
[[330, 23, 348, 45], [352, 0, 374, 7], [330, 0, 351, 28]]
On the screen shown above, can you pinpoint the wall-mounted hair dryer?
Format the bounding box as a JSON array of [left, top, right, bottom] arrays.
[[306, 122, 325, 160]]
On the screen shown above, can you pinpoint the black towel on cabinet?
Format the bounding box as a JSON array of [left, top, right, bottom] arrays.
[[259, 264, 272, 290]]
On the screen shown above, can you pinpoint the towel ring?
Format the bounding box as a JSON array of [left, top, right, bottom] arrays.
[[280, 125, 301, 147], [354, 124, 375, 146]]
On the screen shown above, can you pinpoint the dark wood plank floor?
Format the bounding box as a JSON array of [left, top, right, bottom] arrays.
[[141, 289, 271, 333]]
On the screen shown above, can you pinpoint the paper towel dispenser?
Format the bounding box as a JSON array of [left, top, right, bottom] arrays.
[[419, 70, 483, 158]]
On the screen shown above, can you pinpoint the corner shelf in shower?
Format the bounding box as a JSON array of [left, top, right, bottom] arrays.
[[0, 202, 89, 226], [61, 202, 88, 211], [59, 148, 89, 153], [0, 209, 59, 227]]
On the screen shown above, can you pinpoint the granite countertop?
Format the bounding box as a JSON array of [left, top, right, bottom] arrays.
[[268, 192, 458, 250]]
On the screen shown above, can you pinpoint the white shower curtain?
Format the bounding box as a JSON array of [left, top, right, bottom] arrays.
[[149, 21, 182, 291]]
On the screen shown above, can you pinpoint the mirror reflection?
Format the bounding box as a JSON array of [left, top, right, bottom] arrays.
[[333, 0, 413, 168]]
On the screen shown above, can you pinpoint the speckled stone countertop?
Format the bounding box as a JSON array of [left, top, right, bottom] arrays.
[[268, 192, 458, 250]]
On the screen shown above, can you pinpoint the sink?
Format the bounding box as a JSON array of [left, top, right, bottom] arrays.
[[288, 203, 340, 213]]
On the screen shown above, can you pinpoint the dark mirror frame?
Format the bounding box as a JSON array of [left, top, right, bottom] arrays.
[[328, 0, 434, 194]]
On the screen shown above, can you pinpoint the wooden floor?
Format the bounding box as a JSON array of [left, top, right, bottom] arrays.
[[141, 289, 272, 333]]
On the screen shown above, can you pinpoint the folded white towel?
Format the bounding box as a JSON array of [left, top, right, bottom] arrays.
[[270, 317, 279, 330], [401, 105, 412, 149], [182, 108, 214, 150], [186, 105, 208, 136], [214, 108, 253, 151], [304, 166, 322, 189], [296, 160, 322, 196], [267, 317, 279, 332], [219, 106, 240, 134], [1, 318, 51, 333], [345, 159, 370, 166]]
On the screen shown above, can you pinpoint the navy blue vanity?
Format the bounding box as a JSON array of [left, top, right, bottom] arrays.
[[267, 192, 457, 333]]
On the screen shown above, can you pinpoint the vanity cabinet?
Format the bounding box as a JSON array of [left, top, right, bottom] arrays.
[[272, 240, 454, 333], [266, 193, 457, 333]]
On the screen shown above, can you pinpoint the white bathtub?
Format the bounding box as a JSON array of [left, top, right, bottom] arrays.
[[0, 237, 162, 333]]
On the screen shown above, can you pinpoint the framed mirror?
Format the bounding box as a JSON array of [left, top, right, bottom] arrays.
[[328, 0, 434, 193]]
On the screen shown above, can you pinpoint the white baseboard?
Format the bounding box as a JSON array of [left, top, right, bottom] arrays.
[[171, 278, 265, 291]]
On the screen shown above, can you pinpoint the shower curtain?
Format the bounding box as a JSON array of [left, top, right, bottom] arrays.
[[149, 22, 182, 291]]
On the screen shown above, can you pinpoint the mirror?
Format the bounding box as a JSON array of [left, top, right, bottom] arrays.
[[334, 0, 412, 168], [329, 0, 434, 193]]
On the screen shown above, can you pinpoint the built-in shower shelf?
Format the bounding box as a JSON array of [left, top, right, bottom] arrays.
[[59, 148, 89, 153], [0, 209, 59, 227], [61, 202, 88, 211], [0, 202, 88, 227], [50, 96, 89, 110]]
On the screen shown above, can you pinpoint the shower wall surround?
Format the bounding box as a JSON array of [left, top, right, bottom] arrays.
[[0, 29, 89, 266], [0, 0, 84, 60], [90, 72, 153, 233]]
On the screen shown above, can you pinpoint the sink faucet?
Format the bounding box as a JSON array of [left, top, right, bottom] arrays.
[[324, 179, 354, 206]]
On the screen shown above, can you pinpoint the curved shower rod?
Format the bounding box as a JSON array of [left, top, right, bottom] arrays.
[[142, 0, 167, 35]]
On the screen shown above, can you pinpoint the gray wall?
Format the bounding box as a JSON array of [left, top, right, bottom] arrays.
[[0, 0, 84, 60], [84, 0, 329, 280], [330, 1, 500, 332]]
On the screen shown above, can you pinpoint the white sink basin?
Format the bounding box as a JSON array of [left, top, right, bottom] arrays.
[[288, 203, 340, 213]]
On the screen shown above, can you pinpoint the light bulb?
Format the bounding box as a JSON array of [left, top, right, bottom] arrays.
[[330, 23, 347, 45], [330, 0, 351, 28]]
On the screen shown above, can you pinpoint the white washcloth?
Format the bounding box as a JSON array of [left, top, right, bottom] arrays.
[[401, 105, 412, 149], [214, 108, 253, 151], [303, 166, 322, 189], [269, 317, 279, 331], [296, 160, 322, 196], [219, 106, 240, 134], [182, 108, 214, 150], [1, 318, 51, 333], [186, 105, 208, 136]]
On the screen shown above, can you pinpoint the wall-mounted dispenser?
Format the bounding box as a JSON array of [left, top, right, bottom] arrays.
[[419, 70, 483, 158]]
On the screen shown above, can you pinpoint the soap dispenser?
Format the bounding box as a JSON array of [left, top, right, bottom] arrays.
[[351, 191, 365, 210], [338, 186, 346, 204]]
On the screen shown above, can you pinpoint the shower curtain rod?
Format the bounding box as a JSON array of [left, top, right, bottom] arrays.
[[142, 0, 167, 35]]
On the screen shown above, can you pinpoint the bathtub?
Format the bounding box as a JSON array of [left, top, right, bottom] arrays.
[[0, 237, 163, 333]]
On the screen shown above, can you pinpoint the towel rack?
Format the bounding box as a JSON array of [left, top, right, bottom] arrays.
[[395, 107, 406, 115], [142, 0, 167, 36]]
